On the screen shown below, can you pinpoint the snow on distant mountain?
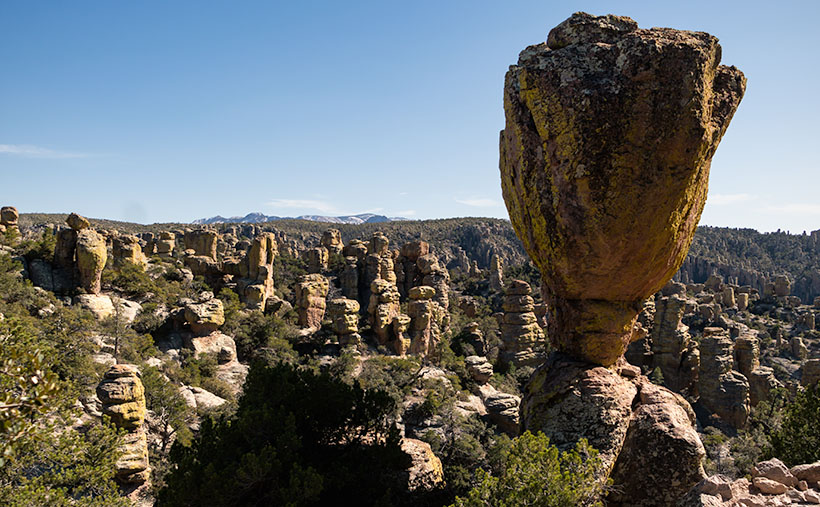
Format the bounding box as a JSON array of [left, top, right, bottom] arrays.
[[192, 212, 406, 225]]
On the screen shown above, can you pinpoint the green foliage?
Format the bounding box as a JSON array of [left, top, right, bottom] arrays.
[[221, 307, 298, 364], [273, 253, 307, 300], [357, 355, 422, 410], [158, 361, 412, 506], [768, 385, 820, 466], [17, 229, 56, 262], [0, 417, 129, 507], [451, 431, 607, 507]]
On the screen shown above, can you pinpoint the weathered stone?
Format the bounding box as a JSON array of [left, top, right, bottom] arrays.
[[184, 296, 225, 336], [499, 280, 544, 368], [751, 458, 798, 488], [75, 229, 107, 294], [489, 253, 504, 292], [96, 364, 149, 485], [368, 278, 401, 348], [328, 298, 360, 336], [184, 229, 217, 260], [303, 246, 329, 274], [66, 212, 90, 231], [409, 285, 436, 300], [295, 274, 329, 330], [113, 234, 147, 268], [320, 229, 343, 255], [184, 331, 236, 362], [802, 359, 820, 387], [73, 294, 115, 320], [774, 275, 791, 297], [699, 330, 750, 429], [608, 379, 706, 506], [652, 295, 698, 395], [340, 256, 359, 300], [484, 391, 521, 436], [465, 356, 494, 384], [499, 12, 745, 366], [400, 438, 444, 492], [155, 231, 176, 257], [791, 462, 820, 484]]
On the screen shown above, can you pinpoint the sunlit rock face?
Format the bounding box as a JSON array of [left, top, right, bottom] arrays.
[[499, 12, 745, 366]]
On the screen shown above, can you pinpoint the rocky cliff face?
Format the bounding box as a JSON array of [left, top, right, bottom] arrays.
[[501, 12, 744, 505]]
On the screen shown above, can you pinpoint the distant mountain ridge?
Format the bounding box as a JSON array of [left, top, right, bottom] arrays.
[[192, 212, 407, 225]]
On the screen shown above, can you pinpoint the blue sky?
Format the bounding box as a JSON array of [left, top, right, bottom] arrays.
[[1, 1, 818, 232]]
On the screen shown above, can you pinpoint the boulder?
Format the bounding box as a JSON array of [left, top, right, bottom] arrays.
[[75, 229, 107, 294], [184, 296, 225, 336]]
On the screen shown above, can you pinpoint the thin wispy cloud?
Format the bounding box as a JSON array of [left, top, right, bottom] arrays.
[[708, 193, 756, 205], [0, 143, 93, 159], [455, 197, 500, 207], [766, 203, 820, 215], [394, 209, 416, 216], [266, 199, 338, 214]]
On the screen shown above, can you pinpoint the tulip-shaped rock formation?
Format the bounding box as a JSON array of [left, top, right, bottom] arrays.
[[502, 13, 745, 506], [500, 12, 745, 366]]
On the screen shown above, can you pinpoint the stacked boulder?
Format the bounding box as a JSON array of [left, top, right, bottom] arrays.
[[328, 298, 361, 346], [368, 278, 411, 354], [499, 280, 544, 368], [155, 231, 176, 258], [182, 292, 237, 363], [501, 12, 745, 504], [222, 232, 278, 309], [295, 274, 329, 330], [96, 364, 150, 485]]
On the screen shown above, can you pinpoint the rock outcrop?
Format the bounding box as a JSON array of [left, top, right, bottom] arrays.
[[503, 12, 744, 505], [698, 328, 750, 429], [489, 253, 504, 292], [328, 297, 361, 346], [321, 228, 344, 255], [407, 285, 440, 357], [96, 364, 150, 485], [652, 295, 699, 396], [499, 280, 545, 368], [184, 292, 225, 336], [76, 229, 107, 294], [113, 234, 147, 269], [499, 12, 745, 366], [0, 206, 19, 235], [295, 274, 329, 330]]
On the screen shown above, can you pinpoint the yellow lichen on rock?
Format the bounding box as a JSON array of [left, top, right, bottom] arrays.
[[499, 12, 745, 366]]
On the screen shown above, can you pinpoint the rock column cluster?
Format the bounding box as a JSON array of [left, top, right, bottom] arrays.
[[501, 12, 745, 504]]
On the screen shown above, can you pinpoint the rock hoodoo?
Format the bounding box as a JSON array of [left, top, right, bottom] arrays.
[[499, 12, 745, 366], [295, 274, 329, 330], [96, 364, 150, 485], [499, 280, 545, 368], [501, 12, 744, 505]]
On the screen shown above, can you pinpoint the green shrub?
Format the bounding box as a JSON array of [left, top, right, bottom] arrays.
[[451, 431, 608, 507], [767, 385, 820, 466]]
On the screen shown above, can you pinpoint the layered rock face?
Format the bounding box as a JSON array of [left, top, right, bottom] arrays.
[[96, 364, 150, 485], [503, 12, 744, 505], [499, 12, 745, 366], [184, 229, 218, 260]]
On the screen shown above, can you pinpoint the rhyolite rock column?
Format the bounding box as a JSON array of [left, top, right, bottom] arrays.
[[96, 364, 150, 485], [500, 12, 745, 367], [502, 13, 744, 505]]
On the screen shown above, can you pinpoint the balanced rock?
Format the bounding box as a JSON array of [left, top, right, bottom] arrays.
[[66, 212, 90, 231], [499, 12, 745, 366], [499, 280, 544, 367]]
